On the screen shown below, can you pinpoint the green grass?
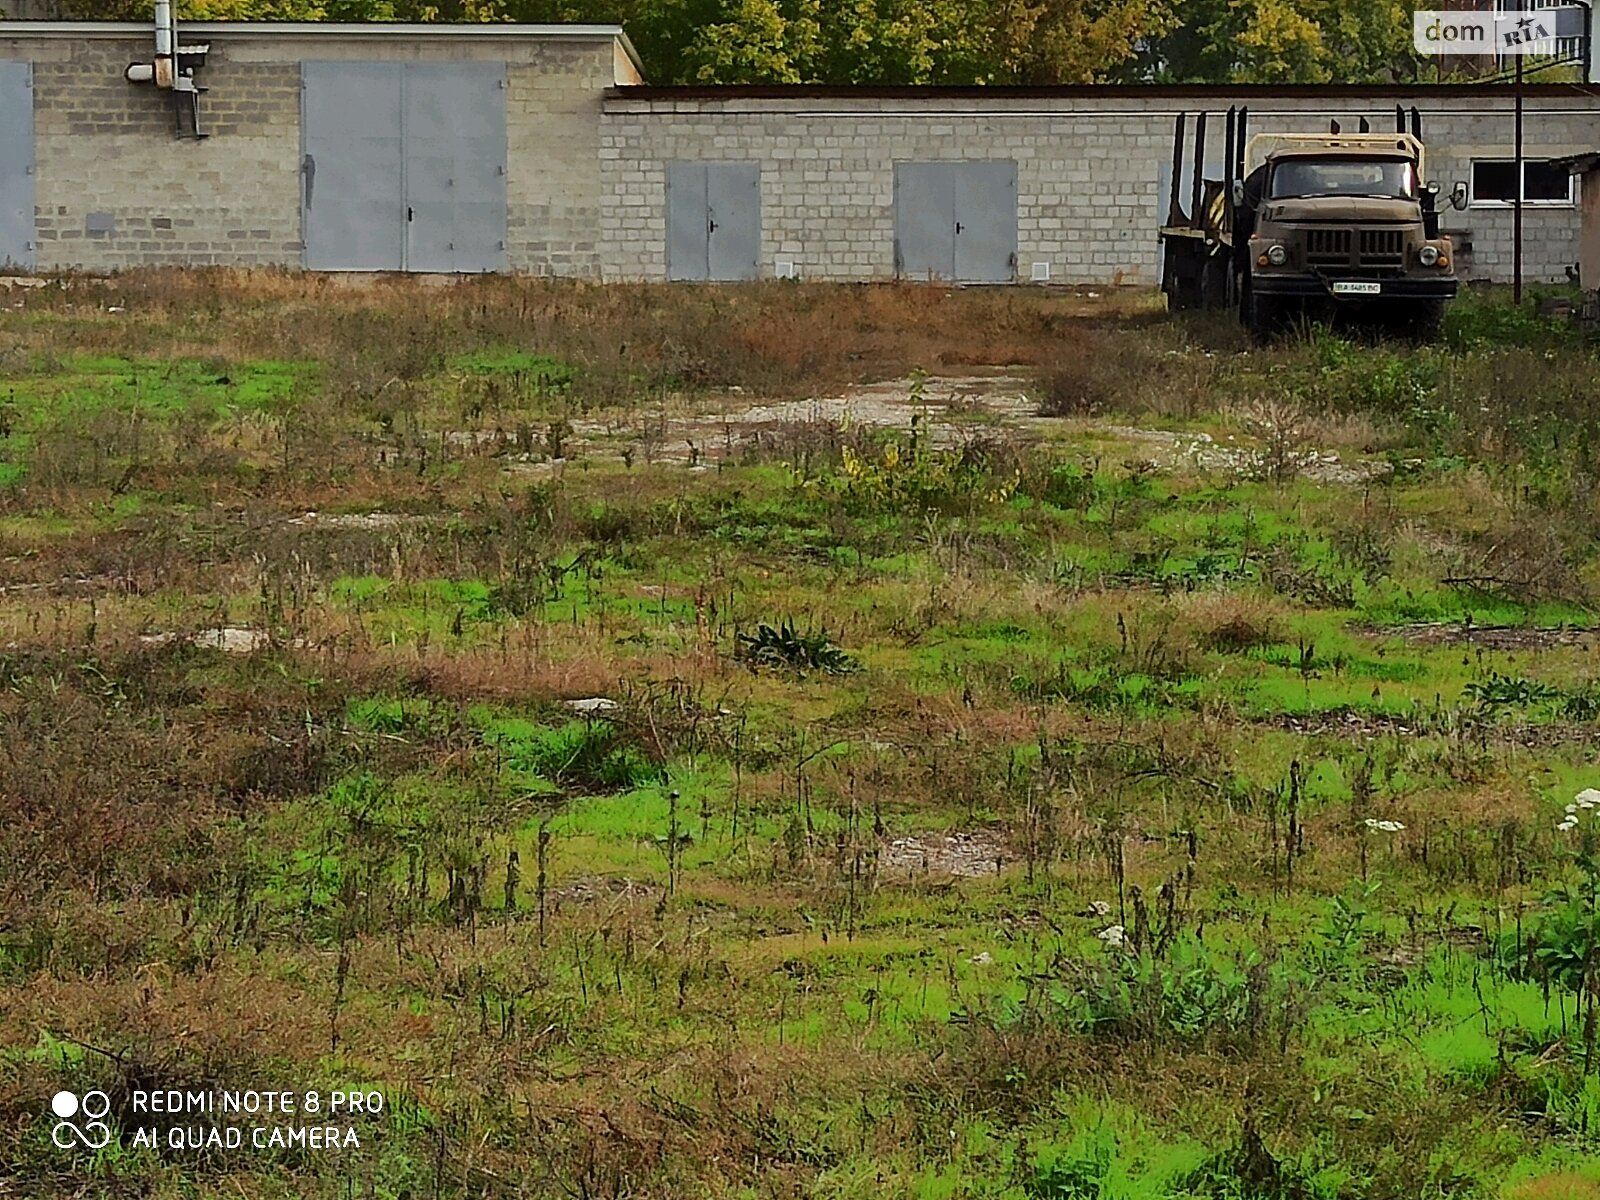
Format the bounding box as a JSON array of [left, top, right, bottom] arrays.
[[8, 281, 1600, 1199]]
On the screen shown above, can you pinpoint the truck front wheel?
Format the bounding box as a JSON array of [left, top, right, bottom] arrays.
[[1407, 298, 1446, 343], [1245, 286, 1280, 344]]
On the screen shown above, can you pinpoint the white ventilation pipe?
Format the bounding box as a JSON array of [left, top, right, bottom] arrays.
[[153, 0, 175, 89], [126, 0, 176, 89]]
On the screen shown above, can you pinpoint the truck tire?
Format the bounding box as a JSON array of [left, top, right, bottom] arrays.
[[1408, 299, 1446, 343], [1168, 277, 1202, 312], [1245, 286, 1279, 345], [1200, 256, 1232, 310]]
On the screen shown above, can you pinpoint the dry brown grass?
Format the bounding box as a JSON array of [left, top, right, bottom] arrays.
[[13, 272, 1146, 408]]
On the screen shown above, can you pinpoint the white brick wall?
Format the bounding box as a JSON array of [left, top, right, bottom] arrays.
[[1, 29, 622, 275], [600, 93, 1600, 285], [3, 27, 1594, 288]]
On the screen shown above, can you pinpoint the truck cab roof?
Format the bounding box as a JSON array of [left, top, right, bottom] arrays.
[[1248, 131, 1423, 176]]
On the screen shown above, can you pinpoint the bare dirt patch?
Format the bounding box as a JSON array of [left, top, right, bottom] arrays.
[[287, 511, 445, 531], [1271, 707, 1597, 749], [879, 829, 1009, 878], [139, 627, 305, 654], [548, 875, 660, 908], [452, 373, 1041, 473], [443, 372, 1392, 487], [1098, 425, 1391, 485], [1362, 622, 1595, 650]]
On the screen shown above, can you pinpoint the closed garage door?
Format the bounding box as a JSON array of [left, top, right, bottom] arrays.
[[894, 161, 1017, 283], [0, 62, 34, 271], [667, 162, 760, 281], [301, 61, 506, 273]]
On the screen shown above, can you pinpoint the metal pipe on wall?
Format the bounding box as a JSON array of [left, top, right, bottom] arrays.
[[154, 0, 174, 89]]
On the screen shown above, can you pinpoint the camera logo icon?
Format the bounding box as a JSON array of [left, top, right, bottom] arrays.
[[51, 1090, 113, 1150]]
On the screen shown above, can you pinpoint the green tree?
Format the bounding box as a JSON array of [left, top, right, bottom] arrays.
[[499, 0, 1168, 84], [984, 0, 1177, 85], [1126, 0, 1420, 83], [682, 0, 818, 82], [36, 0, 1172, 86]]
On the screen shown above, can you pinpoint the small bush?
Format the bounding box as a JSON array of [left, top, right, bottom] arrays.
[[808, 422, 1021, 516], [503, 720, 666, 793], [736, 620, 856, 674], [1202, 614, 1280, 654]]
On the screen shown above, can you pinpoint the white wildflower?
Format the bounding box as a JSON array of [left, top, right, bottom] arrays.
[[1088, 900, 1112, 918], [1096, 925, 1126, 947], [1363, 819, 1405, 833], [1558, 790, 1600, 831]]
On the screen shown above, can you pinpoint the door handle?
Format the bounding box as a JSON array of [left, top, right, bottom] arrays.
[[707, 216, 718, 235], [407, 207, 414, 223], [955, 221, 965, 235]]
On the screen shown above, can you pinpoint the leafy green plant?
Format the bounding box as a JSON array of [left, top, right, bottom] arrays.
[[736, 620, 856, 674], [1032, 936, 1297, 1047], [1028, 462, 1102, 511], [1027, 1132, 1112, 1199], [1314, 881, 1382, 976], [1446, 294, 1577, 350], [1511, 790, 1600, 1072], [1464, 672, 1562, 712], [499, 720, 666, 793]]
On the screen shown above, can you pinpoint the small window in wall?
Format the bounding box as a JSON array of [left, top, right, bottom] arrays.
[[1469, 159, 1574, 206]]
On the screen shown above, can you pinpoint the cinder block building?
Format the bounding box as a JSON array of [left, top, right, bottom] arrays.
[[0, 20, 1596, 284]]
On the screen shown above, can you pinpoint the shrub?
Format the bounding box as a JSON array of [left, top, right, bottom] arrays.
[[736, 620, 856, 674], [501, 720, 666, 793]]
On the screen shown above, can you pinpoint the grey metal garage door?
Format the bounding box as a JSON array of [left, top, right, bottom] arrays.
[[301, 62, 506, 273], [894, 161, 1017, 283], [667, 162, 760, 281], [403, 63, 507, 274], [0, 62, 34, 271], [302, 62, 403, 271]]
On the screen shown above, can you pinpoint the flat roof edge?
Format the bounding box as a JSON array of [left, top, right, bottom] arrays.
[[0, 19, 645, 73], [0, 20, 626, 39], [606, 82, 1600, 100]]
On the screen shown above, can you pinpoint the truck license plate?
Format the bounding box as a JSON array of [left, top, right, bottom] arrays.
[[1331, 281, 1382, 296]]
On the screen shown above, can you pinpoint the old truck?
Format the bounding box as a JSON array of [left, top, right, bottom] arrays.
[[1160, 107, 1465, 341]]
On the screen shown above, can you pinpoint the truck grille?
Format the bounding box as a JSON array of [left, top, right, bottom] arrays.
[[1304, 228, 1352, 265], [1295, 226, 1409, 270], [1358, 229, 1405, 266]]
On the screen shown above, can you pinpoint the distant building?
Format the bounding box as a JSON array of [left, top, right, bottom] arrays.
[[0, 21, 1595, 283]]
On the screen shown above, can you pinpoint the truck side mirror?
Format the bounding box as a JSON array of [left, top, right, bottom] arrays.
[[1231, 180, 1245, 207], [1449, 181, 1468, 210]]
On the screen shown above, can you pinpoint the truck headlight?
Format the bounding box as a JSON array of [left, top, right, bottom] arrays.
[[1266, 244, 1288, 266], [1419, 245, 1440, 267]]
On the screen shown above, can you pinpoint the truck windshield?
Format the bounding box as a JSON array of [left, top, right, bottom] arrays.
[[1269, 159, 1415, 199]]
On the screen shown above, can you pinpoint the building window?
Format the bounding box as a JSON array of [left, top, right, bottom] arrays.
[[1469, 159, 1574, 206]]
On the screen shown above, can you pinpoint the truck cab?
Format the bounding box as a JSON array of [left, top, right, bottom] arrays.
[[1159, 113, 1464, 342], [1242, 135, 1458, 339]]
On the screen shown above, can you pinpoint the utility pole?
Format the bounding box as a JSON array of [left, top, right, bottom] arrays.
[[1514, 50, 1524, 304], [1585, 0, 1600, 84]]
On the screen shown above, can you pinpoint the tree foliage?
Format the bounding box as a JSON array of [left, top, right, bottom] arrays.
[[1125, 0, 1421, 84], [23, 0, 1422, 85]]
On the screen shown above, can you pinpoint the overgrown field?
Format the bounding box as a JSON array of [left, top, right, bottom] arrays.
[[4, 273, 1600, 1199]]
